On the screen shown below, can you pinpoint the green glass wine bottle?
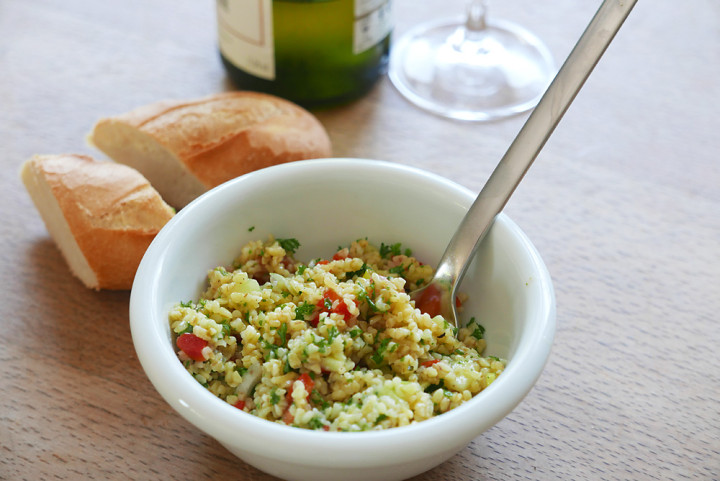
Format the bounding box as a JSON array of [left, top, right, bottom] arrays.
[[216, 0, 392, 107]]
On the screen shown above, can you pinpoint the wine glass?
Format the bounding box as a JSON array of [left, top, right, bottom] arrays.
[[389, 0, 555, 122]]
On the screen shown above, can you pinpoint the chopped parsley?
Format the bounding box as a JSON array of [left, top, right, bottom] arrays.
[[442, 319, 459, 337], [277, 238, 301, 254], [424, 379, 445, 393], [295, 301, 315, 320], [326, 326, 339, 343], [310, 390, 330, 410], [261, 338, 280, 359], [380, 242, 400, 259], [388, 265, 405, 275], [472, 325, 485, 339], [371, 338, 392, 365], [277, 323, 288, 347], [283, 357, 292, 374], [270, 388, 280, 405], [220, 321, 231, 337], [348, 263, 369, 278], [357, 287, 382, 313], [311, 333, 330, 354], [179, 324, 194, 335], [468, 318, 486, 340], [380, 242, 413, 259], [323, 297, 333, 310], [308, 416, 324, 430]]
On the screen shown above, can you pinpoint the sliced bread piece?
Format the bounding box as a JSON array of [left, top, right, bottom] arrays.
[[89, 91, 333, 209], [21, 154, 175, 290]]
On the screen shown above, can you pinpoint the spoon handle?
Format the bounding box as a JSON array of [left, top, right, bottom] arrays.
[[434, 0, 638, 288]]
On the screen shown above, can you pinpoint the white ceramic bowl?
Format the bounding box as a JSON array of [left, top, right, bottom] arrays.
[[130, 158, 555, 481]]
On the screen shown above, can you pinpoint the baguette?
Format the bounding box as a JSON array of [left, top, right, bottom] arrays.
[[21, 154, 175, 290], [88, 91, 333, 209]]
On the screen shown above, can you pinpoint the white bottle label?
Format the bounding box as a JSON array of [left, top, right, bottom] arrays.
[[217, 0, 275, 80], [354, 0, 392, 54]]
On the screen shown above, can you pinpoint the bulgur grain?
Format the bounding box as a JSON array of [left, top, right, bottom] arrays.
[[170, 237, 505, 431]]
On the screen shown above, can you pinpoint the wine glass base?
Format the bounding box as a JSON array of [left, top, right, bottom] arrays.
[[389, 16, 555, 122]]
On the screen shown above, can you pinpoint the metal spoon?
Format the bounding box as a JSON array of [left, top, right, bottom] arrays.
[[411, 0, 638, 326]]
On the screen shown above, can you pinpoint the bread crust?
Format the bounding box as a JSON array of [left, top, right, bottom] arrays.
[[91, 91, 332, 202], [21, 154, 175, 290]]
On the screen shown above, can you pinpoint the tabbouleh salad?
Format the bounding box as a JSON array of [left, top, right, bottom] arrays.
[[169, 235, 505, 431]]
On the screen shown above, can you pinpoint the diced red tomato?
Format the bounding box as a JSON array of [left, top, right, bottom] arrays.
[[322, 425, 330, 431], [309, 310, 321, 327], [176, 333, 208, 362], [233, 399, 246, 410], [309, 289, 356, 327], [281, 256, 296, 272], [414, 285, 461, 318], [323, 289, 340, 304], [300, 372, 315, 389], [332, 251, 348, 261], [327, 289, 352, 319], [282, 373, 314, 424], [317, 260, 330, 265], [420, 359, 441, 368], [415, 284, 442, 317], [286, 372, 315, 404]]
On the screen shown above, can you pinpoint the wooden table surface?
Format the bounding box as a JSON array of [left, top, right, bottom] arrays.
[[2, 0, 718, 479]]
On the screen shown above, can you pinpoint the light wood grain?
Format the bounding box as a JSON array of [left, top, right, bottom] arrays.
[[2, 0, 718, 480]]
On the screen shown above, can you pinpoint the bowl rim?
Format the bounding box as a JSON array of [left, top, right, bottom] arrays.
[[130, 158, 556, 467]]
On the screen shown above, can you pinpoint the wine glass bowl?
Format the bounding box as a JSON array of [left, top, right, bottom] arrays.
[[389, 1, 555, 121]]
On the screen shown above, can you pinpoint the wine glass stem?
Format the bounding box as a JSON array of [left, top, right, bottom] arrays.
[[465, 0, 488, 32]]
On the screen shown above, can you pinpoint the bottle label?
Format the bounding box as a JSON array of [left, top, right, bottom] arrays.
[[217, 0, 275, 80], [353, 0, 392, 54], [217, 0, 392, 80]]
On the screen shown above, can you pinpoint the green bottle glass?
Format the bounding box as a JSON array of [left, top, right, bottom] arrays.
[[216, 0, 392, 107]]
